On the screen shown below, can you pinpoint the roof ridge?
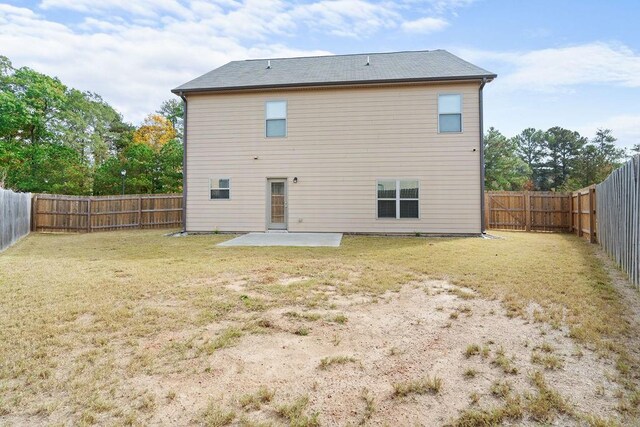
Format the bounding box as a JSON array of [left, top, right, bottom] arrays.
[[238, 49, 444, 63]]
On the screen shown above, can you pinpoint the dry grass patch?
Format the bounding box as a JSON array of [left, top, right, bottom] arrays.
[[318, 356, 358, 370], [464, 344, 481, 358], [0, 230, 637, 424], [196, 402, 236, 427], [392, 375, 443, 397], [531, 351, 564, 370], [238, 386, 275, 411], [275, 395, 319, 427]]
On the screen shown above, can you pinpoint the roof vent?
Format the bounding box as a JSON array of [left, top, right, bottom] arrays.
[[366, 56, 370, 66], [267, 60, 271, 69]]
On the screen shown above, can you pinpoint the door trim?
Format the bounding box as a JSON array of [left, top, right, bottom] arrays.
[[266, 178, 288, 230]]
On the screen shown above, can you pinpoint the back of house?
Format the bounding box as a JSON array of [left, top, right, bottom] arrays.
[[173, 50, 496, 235]]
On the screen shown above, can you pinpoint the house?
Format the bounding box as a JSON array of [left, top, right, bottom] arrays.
[[172, 50, 496, 235]]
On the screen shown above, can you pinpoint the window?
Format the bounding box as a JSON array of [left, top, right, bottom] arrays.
[[266, 101, 287, 137], [377, 180, 419, 219], [210, 178, 230, 199], [438, 94, 462, 133]]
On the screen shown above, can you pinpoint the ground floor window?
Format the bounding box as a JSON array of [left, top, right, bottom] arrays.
[[210, 178, 230, 199], [377, 179, 419, 219]]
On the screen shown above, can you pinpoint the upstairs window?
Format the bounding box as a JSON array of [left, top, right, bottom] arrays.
[[377, 180, 419, 219], [210, 178, 230, 199], [265, 101, 287, 137], [438, 94, 462, 133]]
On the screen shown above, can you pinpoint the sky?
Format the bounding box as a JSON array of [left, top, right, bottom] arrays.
[[1, 0, 639, 149]]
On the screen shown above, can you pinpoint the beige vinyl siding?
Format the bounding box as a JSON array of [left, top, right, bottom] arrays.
[[185, 81, 482, 234]]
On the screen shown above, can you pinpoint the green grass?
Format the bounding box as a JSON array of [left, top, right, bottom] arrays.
[[0, 230, 635, 424]]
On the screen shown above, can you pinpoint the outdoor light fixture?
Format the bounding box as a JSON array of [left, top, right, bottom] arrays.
[[121, 169, 127, 195], [293, 177, 298, 183]]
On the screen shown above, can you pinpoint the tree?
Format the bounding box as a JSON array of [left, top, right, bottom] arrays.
[[58, 89, 130, 165], [0, 56, 183, 195], [0, 57, 67, 145], [0, 139, 90, 194], [157, 99, 184, 138], [543, 127, 586, 190], [132, 114, 176, 152], [484, 127, 530, 191], [572, 129, 625, 188], [92, 138, 183, 195], [514, 128, 546, 190]]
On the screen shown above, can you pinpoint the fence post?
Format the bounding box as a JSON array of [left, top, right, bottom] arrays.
[[524, 191, 531, 232], [138, 196, 143, 228], [589, 186, 597, 243], [568, 194, 573, 233], [87, 198, 92, 232], [31, 194, 38, 232], [484, 193, 490, 231], [576, 192, 582, 237]]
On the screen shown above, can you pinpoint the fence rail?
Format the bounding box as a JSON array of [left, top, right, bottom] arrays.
[[32, 193, 182, 233], [0, 188, 31, 251], [596, 156, 639, 287]]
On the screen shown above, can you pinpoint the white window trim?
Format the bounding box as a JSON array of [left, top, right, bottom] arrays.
[[265, 100, 287, 138], [376, 179, 420, 219], [437, 93, 463, 134], [209, 177, 231, 200]]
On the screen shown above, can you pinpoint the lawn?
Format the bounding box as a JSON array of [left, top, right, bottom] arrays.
[[0, 230, 638, 426]]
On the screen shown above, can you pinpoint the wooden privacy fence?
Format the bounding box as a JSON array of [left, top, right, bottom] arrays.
[[596, 156, 639, 287], [32, 194, 182, 232], [484, 191, 571, 232], [0, 188, 31, 251]]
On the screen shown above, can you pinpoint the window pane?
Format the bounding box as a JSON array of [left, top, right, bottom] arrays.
[[271, 182, 284, 196], [266, 101, 287, 119], [377, 200, 396, 218], [438, 94, 461, 114], [400, 180, 419, 199], [400, 200, 418, 218], [211, 189, 230, 199], [439, 114, 462, 132], [218, 179, 229, 189], [266, 119, 286, 137], [377, 180, 396, 199]]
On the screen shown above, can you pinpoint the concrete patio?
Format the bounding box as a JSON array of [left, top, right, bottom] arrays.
[[216, 232, 343, 247]]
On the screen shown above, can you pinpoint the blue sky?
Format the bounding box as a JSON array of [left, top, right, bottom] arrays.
[[1, 0, 639, 148]]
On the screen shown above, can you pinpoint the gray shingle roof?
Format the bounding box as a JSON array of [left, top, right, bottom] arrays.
[[172, 50, 496, 93]]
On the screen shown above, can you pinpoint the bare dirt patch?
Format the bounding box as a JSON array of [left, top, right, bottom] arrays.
[[138, 280, 622, 426]]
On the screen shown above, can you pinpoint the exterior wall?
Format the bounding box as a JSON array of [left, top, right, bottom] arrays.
[[185, 81, 482, 234]]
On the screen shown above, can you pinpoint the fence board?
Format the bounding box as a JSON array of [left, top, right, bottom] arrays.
[[32, 194, 182, 233], [596, 156, 639, 288], [0, 188, 31, 251]]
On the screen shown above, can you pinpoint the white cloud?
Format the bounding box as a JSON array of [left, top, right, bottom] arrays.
[[0, 3, 330, 123], [291, 0, 399, 38], [40, 0, 193, 18], [577, 115, 640, 150], [401, 16, 449, 33], [460, 43, 640, 91], [0, 1, 471, 123]]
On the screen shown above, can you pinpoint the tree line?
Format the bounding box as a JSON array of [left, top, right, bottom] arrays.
[[0, 56, 183, 195], [484, 126, 636, 192]]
